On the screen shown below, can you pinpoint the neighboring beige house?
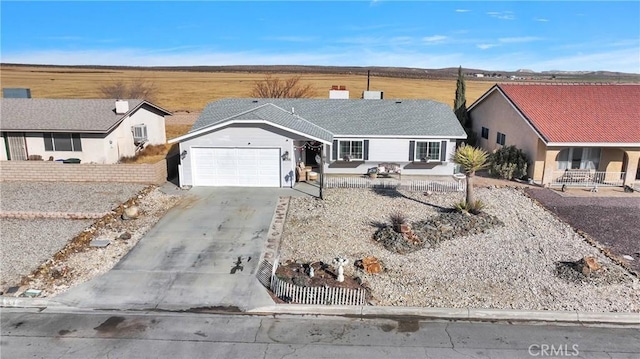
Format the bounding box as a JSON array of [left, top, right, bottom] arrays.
[[468, 83, 640, 187], [1, 99, 171, 164]]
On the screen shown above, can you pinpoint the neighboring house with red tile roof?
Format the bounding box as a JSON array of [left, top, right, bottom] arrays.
[[468, 83, 640, 187], [1, 98, 171, 164]]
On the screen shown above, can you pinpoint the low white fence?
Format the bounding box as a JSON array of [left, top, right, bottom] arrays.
[[550, 171, 626, 187], [325, 176, 465, 192], [257, 258, 367, 306], [271, 274, 367, 306]]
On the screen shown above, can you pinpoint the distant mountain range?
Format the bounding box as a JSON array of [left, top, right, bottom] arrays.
[[2, 63, 639, 82]]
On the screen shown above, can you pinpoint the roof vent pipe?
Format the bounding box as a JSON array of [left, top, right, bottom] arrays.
[[291, 107, 295, 114]]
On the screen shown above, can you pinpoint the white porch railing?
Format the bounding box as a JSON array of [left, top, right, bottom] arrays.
[[550, 170, 626, 187], [325, 177, 465, 192]]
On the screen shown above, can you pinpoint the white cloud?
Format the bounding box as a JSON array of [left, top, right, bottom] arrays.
[[477, 44, 498, 50], [487, 11, 515, 20], [455, 9, 470, 13], [534, 18, 550, 22], [422, 35, 448, 43]]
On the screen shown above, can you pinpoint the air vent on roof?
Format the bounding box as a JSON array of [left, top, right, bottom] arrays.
[[252, 100, 259, 103], [395, 101, 402, 104]]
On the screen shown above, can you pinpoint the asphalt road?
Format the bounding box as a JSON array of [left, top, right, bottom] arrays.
[[2, 309, 639, 359]]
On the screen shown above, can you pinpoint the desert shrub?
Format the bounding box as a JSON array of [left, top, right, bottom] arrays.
[[389, 211, 408, 226], [453, 200, 484, 215], [488, 145, 529, 180], [119, 144, 167, 163]]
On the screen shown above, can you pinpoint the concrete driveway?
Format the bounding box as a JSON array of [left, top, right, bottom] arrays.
[[55, 187, 295, 311]]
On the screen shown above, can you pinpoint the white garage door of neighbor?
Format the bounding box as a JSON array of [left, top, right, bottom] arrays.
[[192, 147, 281, 187]]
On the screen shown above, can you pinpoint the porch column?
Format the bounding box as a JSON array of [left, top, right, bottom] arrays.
[[623, 149, 640, 187], [541, 148, 561, 187]]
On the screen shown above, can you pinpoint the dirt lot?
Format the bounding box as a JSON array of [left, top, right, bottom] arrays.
[[525, 187, 640, 274]]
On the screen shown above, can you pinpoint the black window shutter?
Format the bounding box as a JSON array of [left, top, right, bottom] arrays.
[[440, 140, 447, 161], [332, 140, 338, 160], [72, 133, 82, 151], [409, 140, 415, 161], [44, 133, 53, 151], [363, 140, 369, 160]]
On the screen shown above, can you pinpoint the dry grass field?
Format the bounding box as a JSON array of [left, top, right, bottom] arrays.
[[1, 65, 494, 112], [1, 64, 495, 163]]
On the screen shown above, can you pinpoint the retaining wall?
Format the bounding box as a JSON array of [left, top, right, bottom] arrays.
[[0, 160, 168, 185]]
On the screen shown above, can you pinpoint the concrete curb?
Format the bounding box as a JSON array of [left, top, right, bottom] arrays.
[[248, 304, 640, 326], [4, 296, 638, 326]]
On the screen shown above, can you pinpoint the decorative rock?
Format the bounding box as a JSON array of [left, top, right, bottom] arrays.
[[362, 256, 382, 274], [122, 206, 140, 220], [90, 239, 111, 248], [580, 256, 602, 276], [622, 255, 634, 261], [118, 232, 132, 240]]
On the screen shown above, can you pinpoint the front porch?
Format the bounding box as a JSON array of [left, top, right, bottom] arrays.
[[540, 146, 640, 188]]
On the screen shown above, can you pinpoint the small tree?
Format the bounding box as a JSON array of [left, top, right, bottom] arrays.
[[250, 75, 315, 98], [99, 77, 157, 101], [489, 145, 529, 180], [452, 144, 489, 209]]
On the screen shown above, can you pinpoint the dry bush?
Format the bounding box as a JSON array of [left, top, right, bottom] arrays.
[[250, 75, 315, 98], [99, 76, 157, 101], [119, 144, 167, 164]]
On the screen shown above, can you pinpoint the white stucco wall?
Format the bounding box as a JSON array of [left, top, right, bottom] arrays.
[[323, 138, 457, 176], [179, 123, 301, 187], [23, 132, 106, 163], [128, 105, 167, 145]]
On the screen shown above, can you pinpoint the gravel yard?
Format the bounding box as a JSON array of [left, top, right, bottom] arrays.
[[0, 182, 146, 213], [279, 187, 640, 312], [0, 182, 182, 295], [525, 188, 640, 274]]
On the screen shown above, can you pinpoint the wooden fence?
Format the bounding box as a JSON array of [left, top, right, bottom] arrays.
[[325, 176, 465, 192]]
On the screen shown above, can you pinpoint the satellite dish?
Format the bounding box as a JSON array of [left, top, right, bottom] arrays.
[[315, 154, 322, 165]]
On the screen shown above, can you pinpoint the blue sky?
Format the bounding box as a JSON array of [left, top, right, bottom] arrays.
[[1, 1, 639, 73]]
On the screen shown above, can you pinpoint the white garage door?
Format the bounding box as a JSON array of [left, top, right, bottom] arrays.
[[192, 147, 281, 187]]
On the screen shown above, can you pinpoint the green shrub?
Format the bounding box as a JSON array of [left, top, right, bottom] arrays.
[[453, 200, 485, 215], [489, 146, 529, 180]]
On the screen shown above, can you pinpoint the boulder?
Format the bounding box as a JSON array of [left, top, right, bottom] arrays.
[[122, 206, 140, 220]]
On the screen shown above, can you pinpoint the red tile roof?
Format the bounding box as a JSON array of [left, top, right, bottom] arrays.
[[496, 83, 640, 143]]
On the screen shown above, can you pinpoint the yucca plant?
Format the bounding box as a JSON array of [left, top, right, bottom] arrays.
[[453, 200, 485, 215], [452, 144, 489, 210]]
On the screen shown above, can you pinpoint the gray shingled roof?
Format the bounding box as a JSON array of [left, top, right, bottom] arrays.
[[0, 99, 170, 132], [189, 98, 466, 140], [201, 103, 334, 142]]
